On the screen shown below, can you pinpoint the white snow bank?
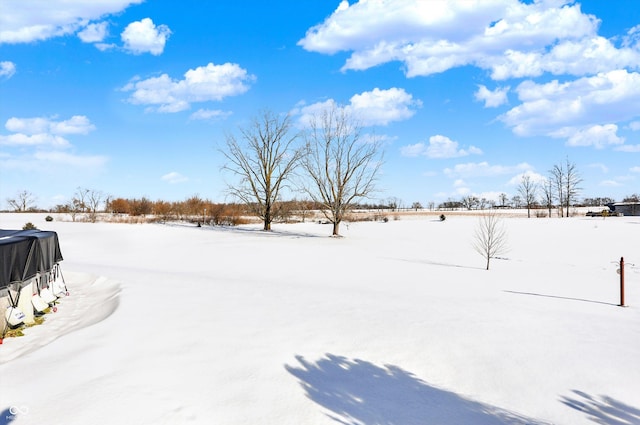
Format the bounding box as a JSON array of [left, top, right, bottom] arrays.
[[0, 213, 639, 425], [0, 272, 120, 364]]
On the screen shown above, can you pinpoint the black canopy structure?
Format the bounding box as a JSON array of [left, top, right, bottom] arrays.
[[0, 229, 64, 297]]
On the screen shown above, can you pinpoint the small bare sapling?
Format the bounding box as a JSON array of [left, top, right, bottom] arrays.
[[473, 211, 508, 270]]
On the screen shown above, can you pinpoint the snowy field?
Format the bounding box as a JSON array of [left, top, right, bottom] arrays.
[[1, 212, 639, 425]]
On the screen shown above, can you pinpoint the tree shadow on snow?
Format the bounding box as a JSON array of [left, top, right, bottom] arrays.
[[285, 354, 551, 425], [503, 290, 618, 307], [560, 390, 640, 425], [390, 257, 484, 270]]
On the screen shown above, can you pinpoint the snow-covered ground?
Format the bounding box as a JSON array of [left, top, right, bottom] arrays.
[[1, 212, 639, 425]]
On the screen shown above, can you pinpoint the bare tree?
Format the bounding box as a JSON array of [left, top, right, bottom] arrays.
[[517, 174, 538, 218], [302, 106, 383, 236], [563, 158, 582, 217], [540, 178, 555, 218], [549, 162, 565, 217], [473, 211, 509, 270], [73, 187, 90, 213], [462, 195, 479, 210], [86, 189, 105, 223], [6, 190, 37, 212], [498, 193, 508, 208], [550, 158, 582, 218], [221, 111, 303, 231]]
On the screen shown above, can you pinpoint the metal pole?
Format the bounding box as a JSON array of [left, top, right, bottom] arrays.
[[620, 257, 625, 307]]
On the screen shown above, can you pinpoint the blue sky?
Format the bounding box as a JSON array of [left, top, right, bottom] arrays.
[[1, 0, 639, 210]]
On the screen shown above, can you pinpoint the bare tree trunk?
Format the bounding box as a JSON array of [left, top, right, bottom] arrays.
[[332, 221, 340, 236]]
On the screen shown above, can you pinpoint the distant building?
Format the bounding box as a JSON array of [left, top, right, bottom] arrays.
[[607, 202, 640, 216]]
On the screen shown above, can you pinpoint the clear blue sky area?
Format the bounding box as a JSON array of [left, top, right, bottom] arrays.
[[1, 0, 639, 209]]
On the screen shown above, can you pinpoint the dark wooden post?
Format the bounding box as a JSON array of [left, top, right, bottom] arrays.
[[620, 257, 625, 307]]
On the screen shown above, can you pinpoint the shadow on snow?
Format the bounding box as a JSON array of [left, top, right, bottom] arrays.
[[560, 390, 640, 425], [285, 354, 551, 425], [503, 290, 619, 307], [0, 408, 16, 425]]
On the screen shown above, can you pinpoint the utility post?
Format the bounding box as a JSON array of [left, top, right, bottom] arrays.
[[619, 257, 625, 307]]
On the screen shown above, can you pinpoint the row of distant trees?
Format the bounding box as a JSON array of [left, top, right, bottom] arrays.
[[5, 106, 384, 236], [4, 105, 639, 231]]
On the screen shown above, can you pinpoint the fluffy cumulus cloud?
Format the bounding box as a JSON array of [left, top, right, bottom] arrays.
[[295, 87, 420, 127], [1, 115, 96, 148], [474, 85, 509, 108], [298, 0, 640, 151], [297, 0, 640, 79], [501, 70, 640, 138], [565, 124, 625, 149], [0, 115, 106, 172], [0, 61, 16, 78], [121, 18, 171, 55], [122, 63, 256, 113], [0, 0, 143, 44], [401, 134, 482, 158]]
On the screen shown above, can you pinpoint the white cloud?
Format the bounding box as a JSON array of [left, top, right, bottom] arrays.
[[474, 85, 509, 108], [78, 22, 108, 43], [629, 121, 640, 131], [444, 161, 531, 178], [295, 87, 420, 128], [565, 124, 625, 149], [401, 134, 482, 158], [631, 166, 640, 173], [6, 115, 95, 135], [122, 63, 255, 113], [121, 18, 171, 56], [0, 0, 143, 44], [297, 0, 639, 80], [0, 61, 16, 78], [348, 87, 422, 126], [1, 115, 95, 148], [189, 109, 233, 121], [507, 170, 545, 186], [501, 70, 640, 137], [0, 133, 70, 148], [161, 172, 188, 184]]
